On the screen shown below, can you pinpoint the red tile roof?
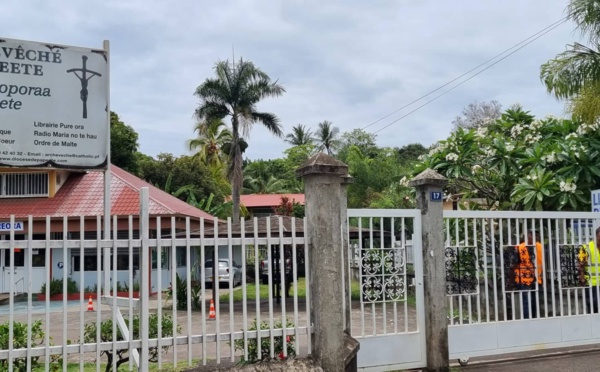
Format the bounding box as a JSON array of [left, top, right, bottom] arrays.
[[0, 165, 214, 219], [235, 194, 305, 208]]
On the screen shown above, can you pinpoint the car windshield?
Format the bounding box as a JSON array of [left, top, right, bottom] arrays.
[[205, 261, 229, 268]]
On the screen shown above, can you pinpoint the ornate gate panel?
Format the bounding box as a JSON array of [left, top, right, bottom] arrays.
[[347, 209, 425, 371]]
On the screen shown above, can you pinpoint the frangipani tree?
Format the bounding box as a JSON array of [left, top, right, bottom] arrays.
[[414, 107, 600, 211]]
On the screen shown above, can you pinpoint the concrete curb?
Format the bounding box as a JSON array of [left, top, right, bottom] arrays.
[[453, 346, 600, 369]]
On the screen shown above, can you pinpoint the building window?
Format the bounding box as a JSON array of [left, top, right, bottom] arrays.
[[31, 249, 46, 267], [253, 212, 273, 217], [116, 253, 140, 270], [79, 255, 99, 271], [3, 249, 25, 267], [152, 247, 169, 269], [251, 207, 275, 217], [72, 252, 139, 271], [176, 247, 187, 267], [69, 231, 140, 240], [0, 172, 49, 198]]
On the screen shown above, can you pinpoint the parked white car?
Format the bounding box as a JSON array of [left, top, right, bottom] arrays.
[[204, 259, 243, 287]]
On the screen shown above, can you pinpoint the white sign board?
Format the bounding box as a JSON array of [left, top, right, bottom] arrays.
[[0, 37, 108, 169], [592, 189, 600, 213], [0, 221, 23, 231]]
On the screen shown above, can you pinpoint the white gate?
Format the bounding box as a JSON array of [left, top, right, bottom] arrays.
[[444, 210, 600, 362], [347, 209, 426, 371]]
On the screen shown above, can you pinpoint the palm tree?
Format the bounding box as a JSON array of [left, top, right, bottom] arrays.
[[285, 124, 314, 146], [243, 174, 289, 194], [314, 120, 340, 155], [540, 0, 600, 122], [194, 58, 285, 221], [207, 162, 232, 196], [187, 118, 231, 167]]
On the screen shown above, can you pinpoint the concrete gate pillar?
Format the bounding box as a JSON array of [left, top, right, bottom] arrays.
[[297, 153, 359, 372], [409, 169, 449, 372]]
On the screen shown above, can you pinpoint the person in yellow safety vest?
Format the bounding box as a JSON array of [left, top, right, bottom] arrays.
[[585, 227, 600, 314], [514, 231, 543, 319]]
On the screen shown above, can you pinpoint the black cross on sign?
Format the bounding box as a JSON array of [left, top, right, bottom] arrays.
[[66, 56, 102, 119]]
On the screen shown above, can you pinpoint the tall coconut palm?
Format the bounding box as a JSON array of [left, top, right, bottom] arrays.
[[285, 124, 314, 146], [314, 120, 340, 155], [540, 0, 600, 122], [194, 58, 285, 221]]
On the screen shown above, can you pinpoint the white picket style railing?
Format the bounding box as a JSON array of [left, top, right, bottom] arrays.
[[0, 200, 310, 370]]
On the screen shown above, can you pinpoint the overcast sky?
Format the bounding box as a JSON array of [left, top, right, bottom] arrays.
[[0, 1, 583, 161]]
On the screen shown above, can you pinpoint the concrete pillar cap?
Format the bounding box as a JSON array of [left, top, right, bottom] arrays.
[[408, 168, 448, 187], [296, 152, 349, 178]]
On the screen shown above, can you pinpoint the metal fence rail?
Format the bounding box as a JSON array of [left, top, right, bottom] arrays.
[[0, 212, 310, 371]]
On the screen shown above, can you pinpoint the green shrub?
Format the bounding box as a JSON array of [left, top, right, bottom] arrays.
[[121, 281, 141, 292], [39, 277, 78, 295], [0, 320, 46, 371], [84, 281, 141, 294], [83, 313, 180, 372], [167, 273, 201, 310], [234, 319, 296, 364]]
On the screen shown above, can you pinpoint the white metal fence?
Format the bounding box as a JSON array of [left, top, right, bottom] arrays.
[[444, 211, 600, 323], [346, 208, 600, 369], [0, 208, 310, 370], [445, 210, 600, 360]]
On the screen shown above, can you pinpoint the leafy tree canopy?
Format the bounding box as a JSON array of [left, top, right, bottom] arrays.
[[242, 148, 308, 195], [452, 100, 502, 131], [396, 143, 428, 165], [345, 145, 413, 208], [337, 129, 378, 162], [136, 152, 225, 206], [414, 106, 600, 211], [283, 143, 316, 169], [110, 111, 139, 174]]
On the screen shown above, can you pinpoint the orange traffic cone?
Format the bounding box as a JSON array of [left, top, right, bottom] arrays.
[[208, 299, 216, 320], [87, 295, 94, 312]]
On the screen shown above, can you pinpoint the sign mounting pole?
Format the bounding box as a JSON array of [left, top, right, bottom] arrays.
[[103, 40, 111, 296]]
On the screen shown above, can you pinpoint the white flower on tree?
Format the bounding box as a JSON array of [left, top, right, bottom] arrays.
[[559, 181, 577, 193], [445, 153, 459, 161]]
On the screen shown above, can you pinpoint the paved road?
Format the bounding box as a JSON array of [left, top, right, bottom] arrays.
[[458, 347, 600, 372]]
